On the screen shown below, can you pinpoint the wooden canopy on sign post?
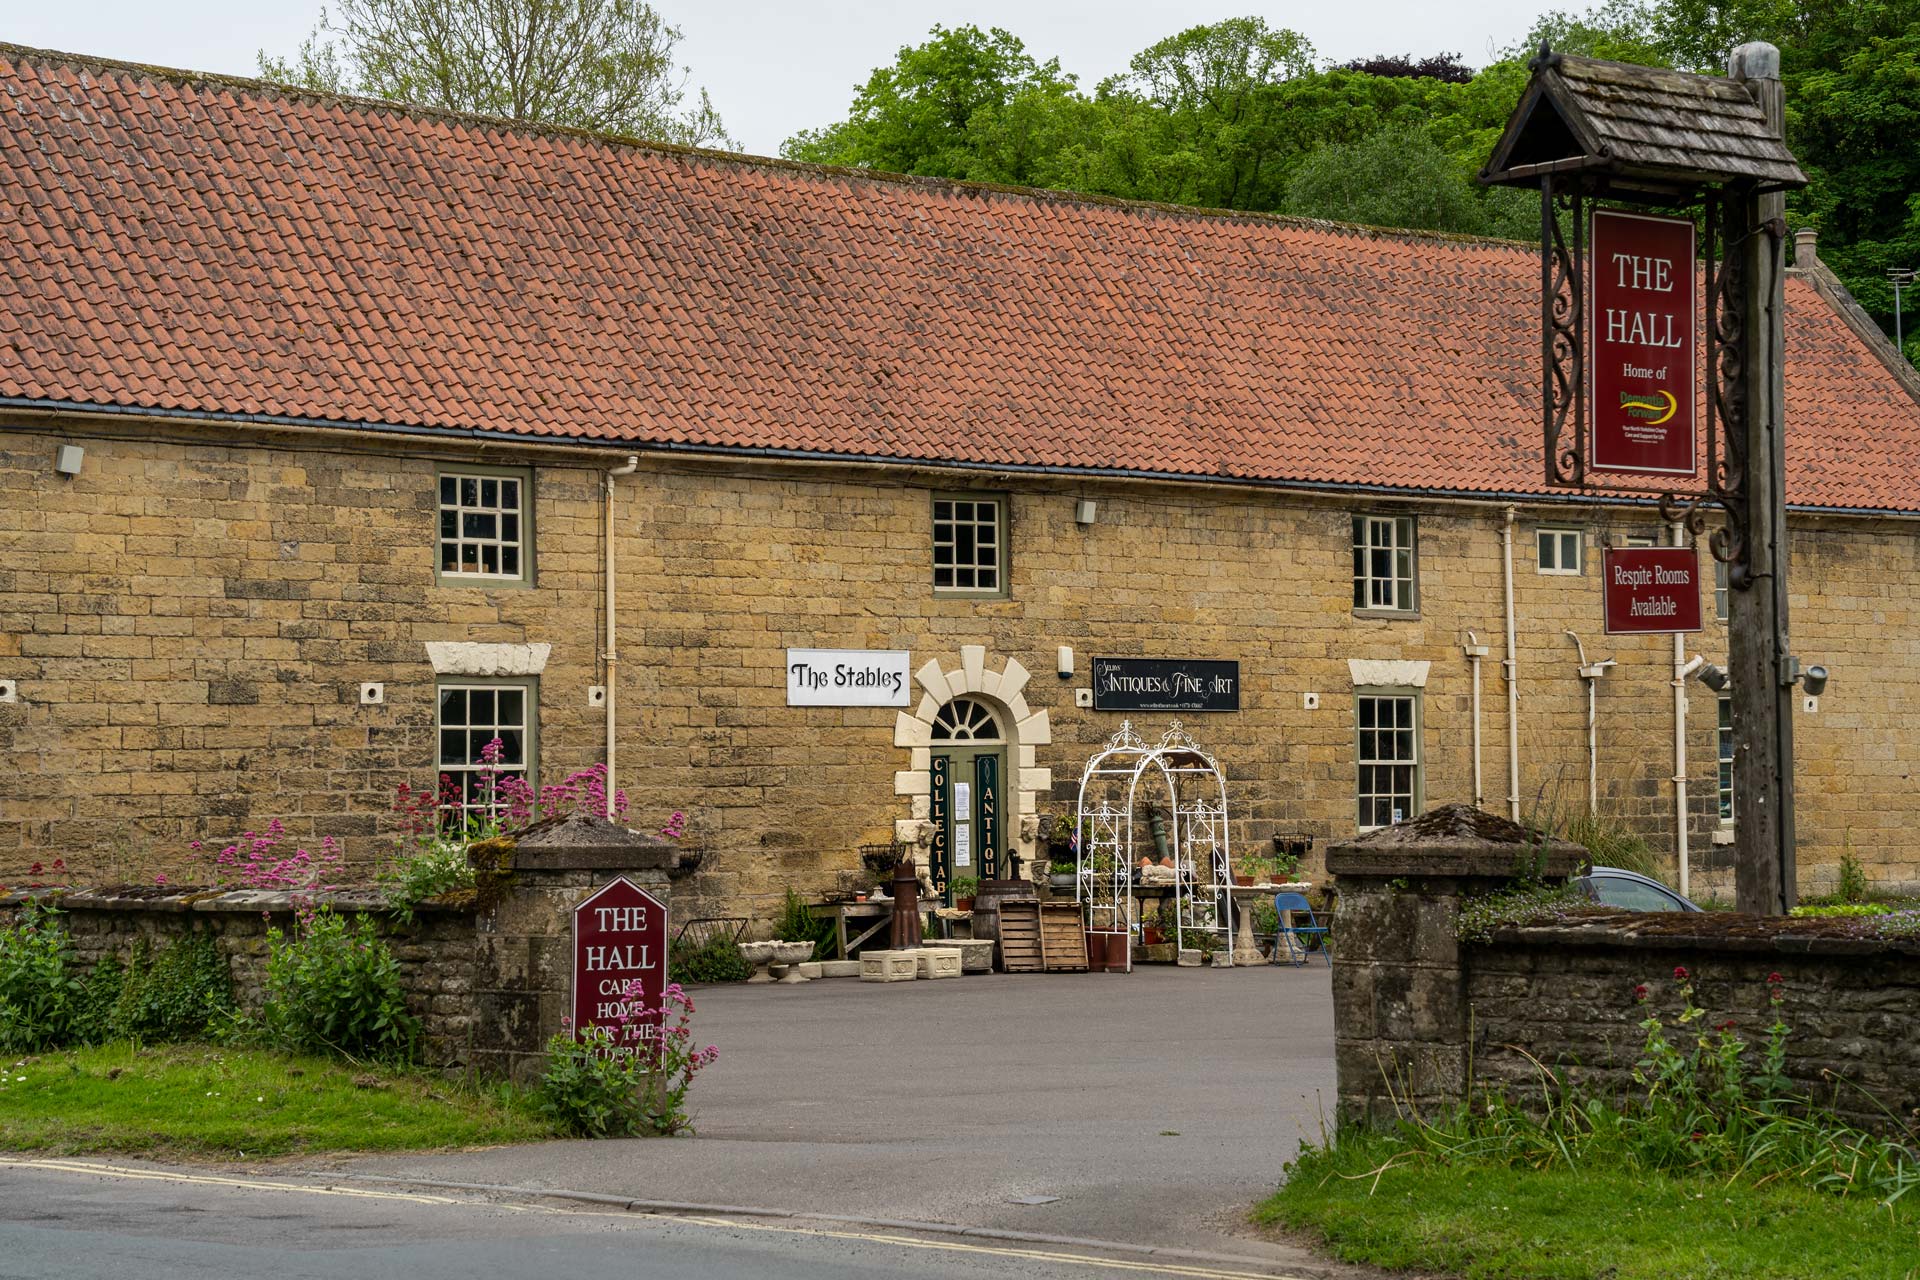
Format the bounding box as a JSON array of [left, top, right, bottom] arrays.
[[1478, 44, 1812, 916]]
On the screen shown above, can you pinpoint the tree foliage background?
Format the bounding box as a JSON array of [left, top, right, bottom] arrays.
[[782, 3, 1919, 361], [258, 0, 731, 146]]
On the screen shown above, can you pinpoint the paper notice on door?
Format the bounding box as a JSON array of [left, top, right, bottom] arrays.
[[954, 782, 970, 813], [953, 823, 972, 867]]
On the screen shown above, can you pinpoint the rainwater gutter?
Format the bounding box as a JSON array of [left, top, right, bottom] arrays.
[[1671, 520, 1695, 898], [1463, 631, 1489, 808]]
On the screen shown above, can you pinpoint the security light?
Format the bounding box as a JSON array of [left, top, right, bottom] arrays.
[[1074, 499, 1097, 526], [1694, 662, 1730, 692], [1801, 665, 1829, 697]]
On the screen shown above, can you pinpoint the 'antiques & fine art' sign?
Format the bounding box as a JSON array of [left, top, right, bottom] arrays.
[[571, 877, 668, 1055], [1603, 546, 1703, 635], [1092, 657, 1240, 712], [1589, 208, 1697, 477], [785, 648, 911, 706]]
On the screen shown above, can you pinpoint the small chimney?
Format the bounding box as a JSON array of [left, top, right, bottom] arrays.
[[1793, 227, 1819, 269]]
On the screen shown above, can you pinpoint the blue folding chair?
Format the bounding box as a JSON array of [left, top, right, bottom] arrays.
[[1274, 893, 1330, 967]]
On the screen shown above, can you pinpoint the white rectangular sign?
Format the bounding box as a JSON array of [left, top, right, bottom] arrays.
[[785, 649, 911, 706]]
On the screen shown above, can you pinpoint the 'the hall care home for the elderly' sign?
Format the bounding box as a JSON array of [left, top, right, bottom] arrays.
[[1092, 657, 1240, 712], [572, 877, 668, 1056], [1603, 546, 1704, 635], [786, 648, 911, 707], [1590, 209, 1697, 478]]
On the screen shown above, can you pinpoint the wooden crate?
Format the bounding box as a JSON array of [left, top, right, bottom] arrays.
[[996, 901, 1088, 973]]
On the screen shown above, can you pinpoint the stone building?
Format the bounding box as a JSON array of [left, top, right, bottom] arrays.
[[4, 44, 1920, 914]]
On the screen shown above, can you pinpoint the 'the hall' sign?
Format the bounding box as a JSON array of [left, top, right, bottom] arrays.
[[1603, 546, 1703, 635], [1590, 209, 1697, 478], [571, 877, 668, 1056]]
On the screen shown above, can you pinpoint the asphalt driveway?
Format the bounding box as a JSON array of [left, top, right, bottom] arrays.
[[336, 963, 1336, 1262]]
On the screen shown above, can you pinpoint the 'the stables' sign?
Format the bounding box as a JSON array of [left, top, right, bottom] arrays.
[[1590, 209, 1698, 478]]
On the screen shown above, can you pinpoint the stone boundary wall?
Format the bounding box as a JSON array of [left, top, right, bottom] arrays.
[[0, 887, 480, 1069], [1470, 922, 1920, 1133], [0, 815, 680, 1080], [1329, 804, 1920, 1136]]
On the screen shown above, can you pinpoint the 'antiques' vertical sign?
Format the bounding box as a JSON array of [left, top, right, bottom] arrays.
[[1590, 209, 1697, 477], [571, 877, 668, 1055]]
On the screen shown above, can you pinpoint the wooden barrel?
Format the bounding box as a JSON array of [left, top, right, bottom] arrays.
[[969, 877, 1036, 945]]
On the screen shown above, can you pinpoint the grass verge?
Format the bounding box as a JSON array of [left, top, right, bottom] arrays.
[[1258, 1131, 1920, 1280], [0, 1040, 551, 1158]]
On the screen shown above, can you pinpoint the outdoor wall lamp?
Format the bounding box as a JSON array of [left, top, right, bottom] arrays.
[[1794, 661, 1829, 697]]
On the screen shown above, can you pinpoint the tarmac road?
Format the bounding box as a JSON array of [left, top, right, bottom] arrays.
[[339, 964, 1338, 1262]]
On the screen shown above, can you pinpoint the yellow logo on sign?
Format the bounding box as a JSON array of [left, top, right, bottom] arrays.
[[1619, 389, 1678, 424]]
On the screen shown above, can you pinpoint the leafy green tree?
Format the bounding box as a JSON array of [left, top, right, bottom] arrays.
[[1284, 128, 1536, 238], [782, 25, 1076, 179], [256, 0, 731, 146]]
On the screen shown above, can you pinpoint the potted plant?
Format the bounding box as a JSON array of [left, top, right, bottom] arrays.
[[950, 875, 979, 911], [1235, 855, 1278, 886]]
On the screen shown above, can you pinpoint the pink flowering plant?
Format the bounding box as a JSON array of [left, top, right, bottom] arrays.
[[191, 819, 344, 900], [378, 740, 678, 922], [538, 981, 718, 1137]]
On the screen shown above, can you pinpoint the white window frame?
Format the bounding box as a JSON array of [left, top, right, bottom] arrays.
[[1714, 558, 1730, 621], [1356, 689, 1422, 831], [436, 679, 536, 824], [1717, 694, 1734, 824], [932, 494, 1008, 597], [438, 467, 531, 584], [1352, 514, 1418, 613], [1537, 527, 1583, 575]]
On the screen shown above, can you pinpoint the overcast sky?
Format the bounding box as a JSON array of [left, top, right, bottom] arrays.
[[9, 1, 1551, 157]]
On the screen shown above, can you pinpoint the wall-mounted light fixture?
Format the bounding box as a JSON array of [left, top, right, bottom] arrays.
[[1057, 646, 1074, 679], [54, 444, 85, 476], [1074, 498, 1097, 526]]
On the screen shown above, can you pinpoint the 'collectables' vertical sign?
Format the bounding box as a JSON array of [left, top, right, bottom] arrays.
[[1603, 547, 1704, 634], [1590, 209, 1697, 477], [572, 878, 668, 1056]]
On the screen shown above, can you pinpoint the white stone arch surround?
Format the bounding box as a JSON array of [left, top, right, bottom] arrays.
[[892, 645, 1053, 861]]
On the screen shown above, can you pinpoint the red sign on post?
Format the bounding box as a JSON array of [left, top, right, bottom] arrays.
[[1603, 547, 1704, 634], [1590, 209, 1696, 477], [571, 877, 668, 1056]]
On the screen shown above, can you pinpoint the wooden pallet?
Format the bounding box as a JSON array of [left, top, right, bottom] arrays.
[[997, 901, 1088, 973]]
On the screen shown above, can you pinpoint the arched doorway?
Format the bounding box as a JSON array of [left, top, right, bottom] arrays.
[[929, 696, 1006, 900]]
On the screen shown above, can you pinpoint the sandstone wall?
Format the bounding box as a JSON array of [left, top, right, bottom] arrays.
[[4, 415, 1917, 916]]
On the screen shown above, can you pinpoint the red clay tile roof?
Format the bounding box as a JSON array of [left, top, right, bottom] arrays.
[[2, 44, 1918, 510]]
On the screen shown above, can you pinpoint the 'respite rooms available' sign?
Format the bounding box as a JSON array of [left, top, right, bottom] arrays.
[[571, 877, 668, 1057], [1590, 208, 1698, 477], [785, 649, 911, 706], [1092, 657, 1241, 712], [1603, 546, 1704, 635]]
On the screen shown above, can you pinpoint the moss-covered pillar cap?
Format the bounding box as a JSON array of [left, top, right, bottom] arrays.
[[469, 814, 678, 874], [1326, 804, 1586, 882]]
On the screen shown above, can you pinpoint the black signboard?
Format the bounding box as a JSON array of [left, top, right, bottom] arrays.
[[1091, 658, 1240, 712]]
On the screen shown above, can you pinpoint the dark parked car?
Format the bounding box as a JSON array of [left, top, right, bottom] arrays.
[[1576, 865, 1702, 912]]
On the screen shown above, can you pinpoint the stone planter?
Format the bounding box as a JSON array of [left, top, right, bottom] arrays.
[[768, 940, 815, 984], [739, 940, 779, 983]]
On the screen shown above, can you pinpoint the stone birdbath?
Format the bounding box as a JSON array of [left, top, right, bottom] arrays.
[[767, 940, 814, 983], [739, 940, 779, 983]]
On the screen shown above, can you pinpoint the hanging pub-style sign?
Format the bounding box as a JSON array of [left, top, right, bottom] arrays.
[[1589, 209, 1697, 478]]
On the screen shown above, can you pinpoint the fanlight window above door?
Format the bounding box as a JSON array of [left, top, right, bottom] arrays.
[[932, 697, 1002, 742]]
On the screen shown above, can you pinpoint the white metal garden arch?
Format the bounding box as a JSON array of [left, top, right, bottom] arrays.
[[1073, 720, 1233, 970]]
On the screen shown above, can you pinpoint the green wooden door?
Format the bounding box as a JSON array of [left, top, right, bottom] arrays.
[[929, 744, 1006, 900]]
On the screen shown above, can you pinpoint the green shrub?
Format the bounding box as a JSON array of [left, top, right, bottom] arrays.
[[1564, 810, 1659, 878], [262, 909, 419, 1063], [1837, 848, 1870, 903], [771, 889, 832, 959], [376, 837, 477, 925], [539, 983, 717, 1137], [668, 934, 752, 984], [0, 902, 81, 1052], [112, 933, 235, 1042]]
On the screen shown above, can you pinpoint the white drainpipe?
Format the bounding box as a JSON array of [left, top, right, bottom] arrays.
[[1672, 520, 1692, 898], [1464, 631, 1488, 808], [1502, 507, 1521, 820], [1563, 631, 1613, 814], [603, 455, 641, 805]]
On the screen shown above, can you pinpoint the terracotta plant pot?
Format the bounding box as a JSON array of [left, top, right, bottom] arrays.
[[1141, 927, 1166, 946], [955, 896, 976, 911], [1233, 874, 1255, 886], [1104, 933, 1130, 971], [1084, 931, 1107, 972]]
